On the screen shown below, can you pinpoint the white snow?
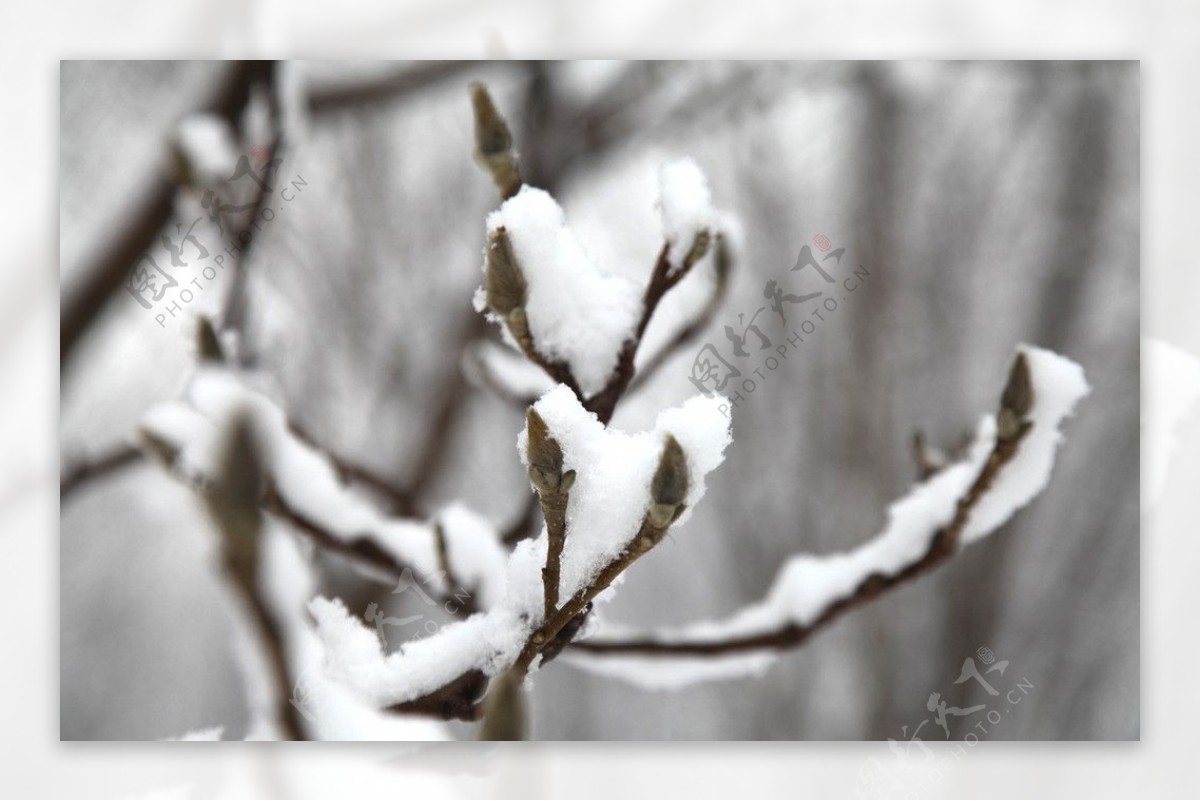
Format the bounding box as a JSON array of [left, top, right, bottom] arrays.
[[310, 387, 732, 706], [962, 344, 1091, 542], [436, 503, 509, 610], [568, 346, 1089, 689], [561, 650, 776, 691], [461, 339, 556, 400], [165, 726, 225, 741], [657, 158, 720, 271], [250, 521, 450, 740], [480, 187, 642, 397], [175, 114, 240, 184], [1143, 338, 1200, 513], [518, 385, 732, 601]]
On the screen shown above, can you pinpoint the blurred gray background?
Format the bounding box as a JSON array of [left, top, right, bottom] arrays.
[[60, 60, 1138, 741]]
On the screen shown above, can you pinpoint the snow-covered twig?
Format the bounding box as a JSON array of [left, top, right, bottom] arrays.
[[564, 347, 1090, 686], [626, 232, 733, 397], [61, 61, 275, 365], [203, 412, 307, 740], [138, 357, 507, 612], [524, 408, 574, 619], [308, 388, 732, 721], [285, 419, 416, 517], [59, 443, 142, 499]]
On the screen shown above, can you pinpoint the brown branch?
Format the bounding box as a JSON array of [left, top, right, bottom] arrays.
[[389, 434, 691, 721], [287, 420, 416, 517], [264, 486, 477, 619], [513, 435, 688, 676], [524, 408, 573, 620], [204, 412, 305, 740], [219, 122, 283, 351], [626, 233, 733, 396], [516, 509, 681, 676], [584, 234, 710, 424], [308, 62, 498, 115], [61, 61, 274, 366], [910, 430, 949, 480], [385, 669, 489, 722], [432, 519, 476, 608], [60, 444, 143, 499], [571, 356, 1039, 658], [404, 313, 490, 499]]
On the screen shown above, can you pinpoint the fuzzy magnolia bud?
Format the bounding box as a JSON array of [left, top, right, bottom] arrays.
[[196, 316, 226, 363], [470, 82, 522, 199], [526, 408, 573, 495], [998, 353, 1034, 441], [682, 230, 712, 271], [485, 227, 527, 318], [205, 412, 266, 586], [648, 435, 689, 528], [470, 82, 514, 159]]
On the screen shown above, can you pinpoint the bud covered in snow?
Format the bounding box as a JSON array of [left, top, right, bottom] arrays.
[[485, 226, 527, 319], [648, 435, 689, 527], [998, 352, 1035, 442], [525, 407, 573, 496]]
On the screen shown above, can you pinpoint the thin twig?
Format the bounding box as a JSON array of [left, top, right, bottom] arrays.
[[204, 413, 306, 740], [571, 358, 1039, 658], [265, 486, 477, 619], [287, 420, 416, 516], [524, 408, 572, 619], [585, 238, 707, 423], [60, 444, 143, 498], [308, 62, 495, 115], [626, 234, 733, 396], [61, 61, 273, 366]]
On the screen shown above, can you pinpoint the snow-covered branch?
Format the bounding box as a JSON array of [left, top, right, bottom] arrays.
[[137, 351, 507, 612], [308, 387, 733, 721], [468, 83, 734, 423], [563, 346, 1090, 688]]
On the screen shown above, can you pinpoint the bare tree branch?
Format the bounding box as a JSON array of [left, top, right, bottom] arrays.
[[570, 355, 1042, 659], [60, 61, 274, 366], [204, 412, 306, 740], [626, 233, 733, 397], [307, 62, 500, 115], [60, 444, 142, 498], [584, 234, 712, 423]]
